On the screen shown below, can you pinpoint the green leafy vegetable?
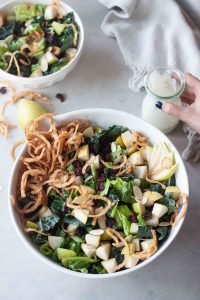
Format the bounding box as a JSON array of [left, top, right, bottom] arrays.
[[100, 179, 110, 196], [137, 226, 152, 238], [39, 242, 53, 257], [14, 4, 45, 21], [121, 213, 131, 236], [7, 37, 26, 52], [62, 256, 96, 273], [156, 227, 169, 241], [111, 178, 133, 203], [157, 197, 176, 214], [0, 21, 16, 40], [38, 214, 59, 232], [137, 214, 148, 227]]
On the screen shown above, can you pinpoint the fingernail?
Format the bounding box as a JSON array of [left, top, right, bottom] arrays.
[[155, 101, 163, 109]]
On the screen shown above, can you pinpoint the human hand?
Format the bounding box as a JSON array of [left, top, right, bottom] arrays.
[[155, 73, 200, 134]]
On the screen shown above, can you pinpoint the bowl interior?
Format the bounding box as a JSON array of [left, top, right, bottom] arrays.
[[8, 109, 189, 278], [0, 0, 84, 82]]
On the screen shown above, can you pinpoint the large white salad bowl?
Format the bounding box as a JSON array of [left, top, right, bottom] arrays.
[[8, 108, 189, 278]]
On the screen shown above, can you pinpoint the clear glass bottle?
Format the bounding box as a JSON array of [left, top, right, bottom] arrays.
[[142, 67, 185, 133]]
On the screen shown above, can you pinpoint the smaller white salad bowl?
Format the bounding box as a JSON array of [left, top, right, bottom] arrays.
[[0, 0, 84, 89], [8, 109, 189, 278]]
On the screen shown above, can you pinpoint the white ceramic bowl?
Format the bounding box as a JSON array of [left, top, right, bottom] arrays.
[[8, 109, 189, 278], [0, 0, 84, 89]]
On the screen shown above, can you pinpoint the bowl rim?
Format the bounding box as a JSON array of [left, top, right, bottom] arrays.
[[8, 108, 189, 279], [0, 0, 84, 81]]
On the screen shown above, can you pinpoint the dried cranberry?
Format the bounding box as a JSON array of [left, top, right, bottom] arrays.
[[73, 160, 83, 168], [0, 87, 7, 94], [56, 93, 66, 102], [76, 227, 85, 236], [42, 21, 49, 27], [64, 206, 71, 214], [143, 212, 152, 220], [128, 212, 137, 223], [98, 174, 106, 182], [106, 218, 116, 228], [30, 56, 38, 64], [105, 153, 111, 161], [75, 166, 82, 176], [96, 182, 105, 191]]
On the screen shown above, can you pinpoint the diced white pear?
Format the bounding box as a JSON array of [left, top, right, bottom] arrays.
[[80, 185, 95, 195], [83, 127, 94, 138], [44, 5, 58, 20], [78, 145, 89, 161], [133, 178, 141, 186], [66, 224, 79, 235], [133, 238, 140, 252], [45, 52, 58, 65], [101, 258, 118, 273], [121, 131, 133, 148], [72, 208, 89, 224], [152, 203, 168, 219], [89, 154, 100, 169], [133, 166, 147, 179], [130, 223, 139, 234], [128, 151, 144, 166], [146, 214, 159, 227], [125, 256, 139, 268], [111, 142, 117, 152], [96, 243, 111, 260], [39, 206, 52, 218], [141, 239, 153, 251], [89, 229, 104, 236], [48, 236, 64, 250], [81, 243, 96, 258], [85, 233, 101, 247]]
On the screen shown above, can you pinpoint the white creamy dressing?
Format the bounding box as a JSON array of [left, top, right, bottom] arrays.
[[142, 70, 181, 133]]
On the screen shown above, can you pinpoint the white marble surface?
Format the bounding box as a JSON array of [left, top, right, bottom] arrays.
[[0, 1, 200, 299]]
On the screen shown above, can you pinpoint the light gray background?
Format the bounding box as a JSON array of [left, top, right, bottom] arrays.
[[0, 1, 200, 299]]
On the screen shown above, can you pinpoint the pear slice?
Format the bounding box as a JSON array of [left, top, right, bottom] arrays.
[[150, 164, 178, 181], [133, 166, 147, 179]]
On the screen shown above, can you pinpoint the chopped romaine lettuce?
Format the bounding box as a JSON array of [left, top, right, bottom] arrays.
[[111, 178, 133, 203], [7, 37, 26, 52], [14, 4, 46, 21], [100, 179, 110, 196]]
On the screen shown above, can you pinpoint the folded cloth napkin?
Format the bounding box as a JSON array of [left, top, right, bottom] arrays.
[[99, 0, 200, 161]]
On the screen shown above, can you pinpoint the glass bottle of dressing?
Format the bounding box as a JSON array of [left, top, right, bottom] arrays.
[[142, 67, 185, 133]]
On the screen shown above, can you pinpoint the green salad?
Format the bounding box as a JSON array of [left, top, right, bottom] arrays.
[[12, 116, 187, 274], [0, 2, 79, 77]]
